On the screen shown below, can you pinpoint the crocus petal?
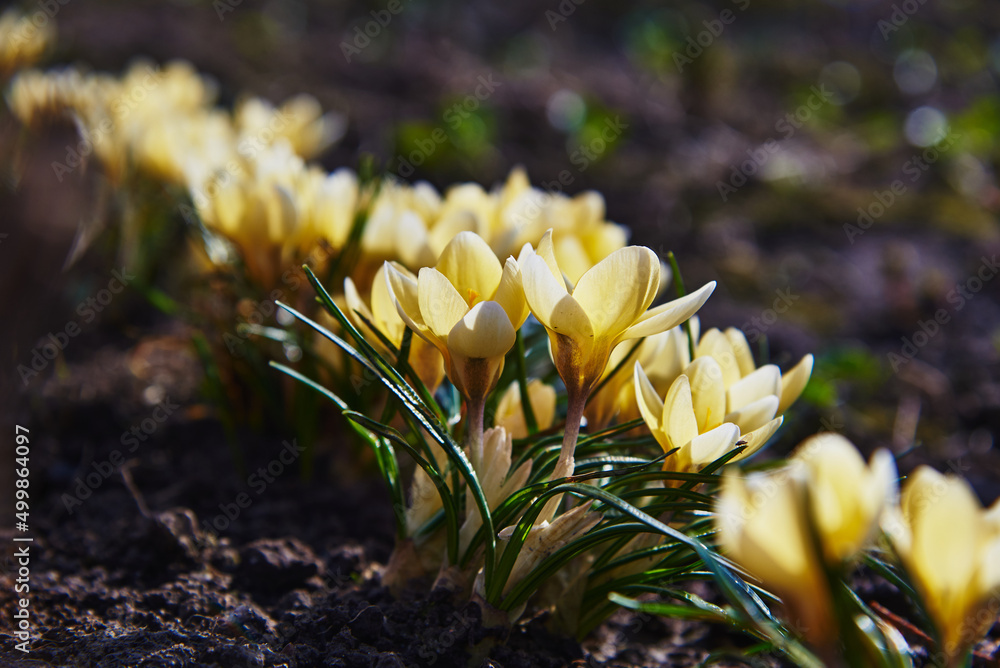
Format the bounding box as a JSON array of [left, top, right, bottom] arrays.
[[725, 327, 757, 377], [663, 374, 699, 453], [634, 362, 665, 436], [384, 261, 428, 335], [522, 254, 593, 341], [492, 256, 530, 329], [447, 301, 516, 360], [725, 395, 779, 434], [696, 329, 741, 388], [685, 357, 727, 432], [435, 230, 504, 306], [728, 364, 781, 411], [620, 281, 716, 341], [418, 267, 470, 341], [572, 246, 660, 340], [370, 263, 409, 344], [531, 229, 564, 284], [343, 276, 378, 342], [685, 423, 740, 468], [778, 354, 814, 414], [736, 416, 783, 459]]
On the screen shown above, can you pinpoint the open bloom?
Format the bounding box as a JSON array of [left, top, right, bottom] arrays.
[[694, 327, 813, 415], [521, 230, 715, 402], [384, 231, 529, 407], [344, 263, 445, 393], [883, 467, 1000, 664], [634, 359, 784, 475]]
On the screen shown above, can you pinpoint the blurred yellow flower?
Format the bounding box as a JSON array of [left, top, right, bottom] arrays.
[[791, 433, 896, 565], [716, 464, 836, 650], [718, 435, 897, 653], [883, 467, 1000, 665], [235, 94, 344, 161], [494, 379, 557, 439], [0, 9, 53, 78]]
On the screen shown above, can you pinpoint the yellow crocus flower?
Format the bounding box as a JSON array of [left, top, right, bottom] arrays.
[[384, 231, 529, 445], [884, 467, 1000, 665], [521, 229, 713, 518], [633, 360, 783, 476]]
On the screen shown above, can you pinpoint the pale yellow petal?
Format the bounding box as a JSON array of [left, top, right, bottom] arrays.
[[553, 233, 593, 286], [778, 354, 814, 414], [384, 261, 428, 335], [492, 256, 529, 329], [633, 362, 665, 436], [696, 329, 741, 388], [571, 246, 660, 340], [435, 231, 503, 305], [417, 267, 469, 340], [522, 254, 593, 340], [735, 416, 783, 460], [447, 301, 516, 360], [663, 374, 699, 453], [724, 327, 757, 377], [343, 276, 377, 340], [684, 423, 740, 469], [724, 395, 779, 434], [621, 282, 716, 341], [727, 365, 781, 412], [370, 263, 409, 344], [685, 357, 727, 432]]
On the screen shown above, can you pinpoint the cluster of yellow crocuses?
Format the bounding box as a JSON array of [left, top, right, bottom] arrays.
[[718, 433, 1000, 665], [7, 25, 999, 663]]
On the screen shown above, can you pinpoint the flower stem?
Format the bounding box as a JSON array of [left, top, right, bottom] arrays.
[[466, 392, 486, 458], [539, 391, 586, 523]]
